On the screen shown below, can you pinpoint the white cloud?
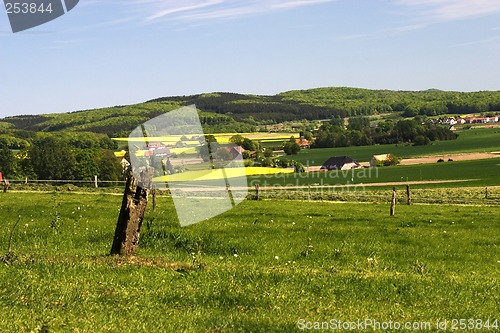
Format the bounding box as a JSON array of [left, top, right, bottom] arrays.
[[393, 0, 500, 21], [131, 0, 336, 22], [453, 35, 500, 47], [145, 0, 224, 20], [271, 0, 335, 10]]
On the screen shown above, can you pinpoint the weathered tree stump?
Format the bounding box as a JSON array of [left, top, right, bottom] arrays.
[[110, 166, 154, 256], [390, 187, 397, 216], [152, 186, 157, 211]]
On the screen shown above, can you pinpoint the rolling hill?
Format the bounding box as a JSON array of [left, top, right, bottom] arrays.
[[2, 87, 500, 137]]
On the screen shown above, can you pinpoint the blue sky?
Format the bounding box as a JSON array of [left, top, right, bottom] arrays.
[[1, 0, 500, 117]]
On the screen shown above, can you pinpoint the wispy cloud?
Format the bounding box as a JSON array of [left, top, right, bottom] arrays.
[[339, 0, 500, 42], [393, 0, 500, 22], [130, 0, 336, 22], [453, 35, 500, 47], [271, 0, 335, 9], [145, 0, 223, 21]]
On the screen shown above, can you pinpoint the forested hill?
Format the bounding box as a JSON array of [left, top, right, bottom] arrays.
[[3, 87, 500, 137], [150, 88, 500, 121]]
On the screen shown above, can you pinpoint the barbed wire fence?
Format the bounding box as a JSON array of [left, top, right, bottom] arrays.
[[1, 178, 498, 206], [249, 184, 499, 206], [4, 177, 126, 190]]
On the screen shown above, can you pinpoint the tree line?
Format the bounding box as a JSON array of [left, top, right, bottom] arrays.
[[0, 133, 122, 182], [313, 117, 457, 148]]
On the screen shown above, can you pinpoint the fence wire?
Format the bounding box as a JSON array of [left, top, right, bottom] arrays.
[[2, 180, 499, 206]]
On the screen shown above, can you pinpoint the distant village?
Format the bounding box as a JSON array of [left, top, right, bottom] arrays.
[[433, 115, 500, 125]]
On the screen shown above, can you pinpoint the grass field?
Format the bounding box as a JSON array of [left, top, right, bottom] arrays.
[[248, 157, 500, 188], [1, 192, 499, 332], [292, 127, 500, 166]]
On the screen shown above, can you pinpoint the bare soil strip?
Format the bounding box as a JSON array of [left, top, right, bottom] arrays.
[[399, 152, 500, 165], [306, 152, 500, 171]]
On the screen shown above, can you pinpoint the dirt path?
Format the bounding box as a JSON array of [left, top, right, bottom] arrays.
[[305, 152, 500, 171], [398, 152, 500, 165]]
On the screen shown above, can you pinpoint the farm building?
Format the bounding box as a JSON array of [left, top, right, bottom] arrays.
[[370, 154, 391, 167], [320, 156, 361, 171], [153, 147, 171, 157], [295, 138, 311, 148], [145, 142, 163, 149], [225, 145, 245, 159]]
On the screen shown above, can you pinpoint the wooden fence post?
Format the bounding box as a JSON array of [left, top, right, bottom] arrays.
[[94, 175, 98, 188], [152, 185, 157, 211], [390, 187, 397, 216], [255, 183, 260, 201], [308, 184, 311, 201], [406, 184, 412, 205], [485, 187, 488, 199], [3, 179, 9, 193], [110, 166, 154, 256]]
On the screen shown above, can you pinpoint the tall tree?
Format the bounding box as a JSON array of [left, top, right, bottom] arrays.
[[30, 137, 76, 180], [0, 145, 17, 178]]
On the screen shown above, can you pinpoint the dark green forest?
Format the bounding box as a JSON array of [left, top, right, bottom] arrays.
[[3, 87, 500, 138]]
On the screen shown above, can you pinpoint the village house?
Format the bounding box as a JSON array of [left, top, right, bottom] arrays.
[[225, 146, 245, 159], [320, 156, 362, 171], [144, 142, 163, 150], [295, 138, 311, 148]]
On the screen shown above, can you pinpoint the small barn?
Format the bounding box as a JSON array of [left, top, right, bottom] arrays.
[[370, 154, 390, 167], [320, 156, 361, 171]]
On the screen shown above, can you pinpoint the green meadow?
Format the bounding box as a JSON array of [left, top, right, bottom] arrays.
[[1, 192, 499, 332], [248, 157, 500, 189], [292, 127, 500, 165]]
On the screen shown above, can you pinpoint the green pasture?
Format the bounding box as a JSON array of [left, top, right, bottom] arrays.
[[292, 127, 500, 165], [248, 158, 500, 188], [1, 192, 499, 332]]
